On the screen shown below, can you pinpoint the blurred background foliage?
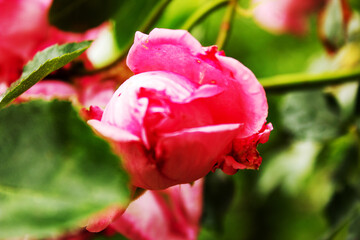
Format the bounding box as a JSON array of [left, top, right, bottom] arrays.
[[190, 1, 360, 239], [48, 0, 360, 239]]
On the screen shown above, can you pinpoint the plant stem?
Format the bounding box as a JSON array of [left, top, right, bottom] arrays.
[[78, 0, 172, 75], [216, 0, 236, 50], [259, 68, 360, 92], [181, 0, 230, 31]]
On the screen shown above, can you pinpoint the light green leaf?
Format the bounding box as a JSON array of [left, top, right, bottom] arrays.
[[0, 41, 91, 109], [0, 100, 130, 239]]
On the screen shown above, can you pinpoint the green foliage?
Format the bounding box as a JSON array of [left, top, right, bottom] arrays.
[[0, 41, 91, 109], [0, 100, 130, 239], [49, 0, 121, 32]]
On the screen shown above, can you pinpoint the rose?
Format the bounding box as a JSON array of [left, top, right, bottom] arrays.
[[252, 0, 326, 35], [89, 28, 272, 190]]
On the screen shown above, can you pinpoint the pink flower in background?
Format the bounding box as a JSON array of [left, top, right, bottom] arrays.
[[0, 0, 101, 86], [252, 0, 326, 35], [89, 28, 272, 190], [17, 76, 117, 109], [0, 0, 115, 108], [19, 80, 77, 101], [108, 180, 203, 240], [58, 180, 203, 239]]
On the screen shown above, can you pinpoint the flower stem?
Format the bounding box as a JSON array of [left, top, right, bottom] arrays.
[[259, 68, 360, 92], [181, 0, 230, 31], [216, 0, 236, 50]]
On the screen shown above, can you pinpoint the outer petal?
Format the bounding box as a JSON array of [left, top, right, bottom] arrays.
[[154, 124, 241, 185], [94, 123, 241, 190], [88, 120, 140, 142], [127, 28, 267, 137]]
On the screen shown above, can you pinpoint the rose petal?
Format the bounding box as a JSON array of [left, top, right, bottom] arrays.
[[122, 143, 179, 189], [155, 124, 242, 183], [88, 120, 140, 142]]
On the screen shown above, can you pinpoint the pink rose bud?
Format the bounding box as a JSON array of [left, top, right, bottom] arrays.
[[252, 0, 326, 35], [89, 28, 271, 190]]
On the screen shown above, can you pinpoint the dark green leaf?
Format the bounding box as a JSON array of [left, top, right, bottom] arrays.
[[280, 90, 342, 141], [349, 0, 360, 13], [347, 207, 360, 240], [0, 100, 130, 238], [49, 0, 121, 32], [0, 41, 91, 109], [325, 186, 358, 227], [201, 172, 235, 233]]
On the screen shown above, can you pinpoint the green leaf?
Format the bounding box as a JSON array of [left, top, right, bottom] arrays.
[[0, 41, 91, 109], [280, 90, 342, 141], [49, 0, 121, 32], [0, 100, 130, 238]]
